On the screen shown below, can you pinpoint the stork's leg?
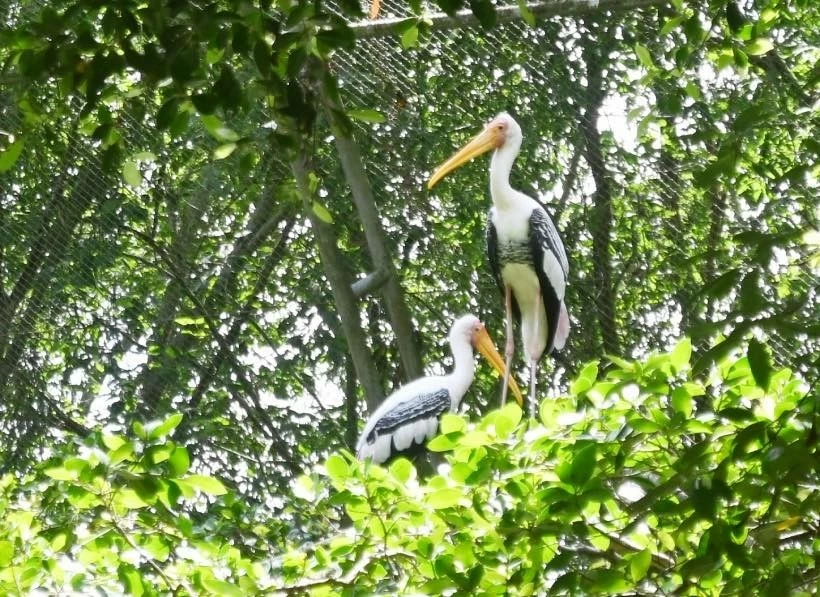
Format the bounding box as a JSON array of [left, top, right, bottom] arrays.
[[528, 291, 542, 418], [500, 285, 514, 407]]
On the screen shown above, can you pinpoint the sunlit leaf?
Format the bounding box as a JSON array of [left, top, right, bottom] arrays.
[[348, 108, 386, 123], [312, 201, 334, 224], [122, 160, 142, 187], [185, 474, 228, 496], [746, 37, 774, 55], [0, 138, 24, 172], [325, 454, 349, 482], [147, 413, 183, 440], [427, 487, 462, 509], [213, 142, 237, 159], [630, 548, 652, 581], [634, 43, 655, 68], [168, 446, 190, 476]]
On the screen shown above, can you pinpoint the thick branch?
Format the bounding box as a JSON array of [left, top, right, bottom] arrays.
[[351, 267, 390, 298], [580, 27, 620, 356], [350, 0, 671, 39], [318, 67, 424, 382], [291, 149, 385, 412]]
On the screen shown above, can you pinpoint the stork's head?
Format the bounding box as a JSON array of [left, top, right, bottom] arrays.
[[451, 314, 524, 407], [428, 112, 523, 189]]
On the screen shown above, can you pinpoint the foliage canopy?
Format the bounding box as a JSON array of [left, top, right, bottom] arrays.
[[0, 0, 817, 593]]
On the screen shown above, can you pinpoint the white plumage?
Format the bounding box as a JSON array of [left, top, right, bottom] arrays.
[[428, 113, 571, 415], [356, 314, 520, 464]]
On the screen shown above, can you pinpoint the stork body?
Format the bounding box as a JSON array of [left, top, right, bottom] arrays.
[[357, 314, 522, 465], [428, 113, 570, 415]]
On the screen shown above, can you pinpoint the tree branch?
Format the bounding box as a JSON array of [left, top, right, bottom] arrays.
[[580, 23, 620, 356], [350, 0, 671, 39], [291, 147, 385, 412], [317, 64, 424, 383], [351, 267, 390, 298]]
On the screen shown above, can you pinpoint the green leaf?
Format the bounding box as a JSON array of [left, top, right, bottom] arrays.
[[102, 433, 126, 451], [213, 142, 237, 160], [148, 413, 183, 439], [316, 25, 355, 53], [590, 568, 631, 593], [630, 548, 652, 581], [174, 316, 205, 326], [0, 540, 13, 567], [325, 454, 349, 481], [185, 474, 228, 496], [401, 25, 419, 49], [739, 270, 766, 314], [191, 92, 218, 114], [725, 2, 746, 32], [200, 115, 240, 142], [671, 386, 693, 418], [440, 413, 466, 434], [118, 563, 144, 597], [558, 443, 597, 487], [427, 487, 462, 509], [494, 402, 522, 438], [389, 458, 414, 483], [122, 161, 142, 187], [116, 489, 150, 509], [109, 441, 134, 465], [518, 0, 535, 26], [312, 201, 334, 224], [746, 38, 774, 55], [44, 466, 78, 481], [747, 339, 771, 391], [701, 268, 741, 299], [468, 0, 497, 29], [571, 360, 599, 395], [670, 337, 692, 371], [168, 446, 190, 476], [0, 138, 24, 172], [634, 43, 655, 68], [348, 108, 386, 124], [201, 578, 243, 597], [156, 98, 178, 130], [427, 433, 458, 452]]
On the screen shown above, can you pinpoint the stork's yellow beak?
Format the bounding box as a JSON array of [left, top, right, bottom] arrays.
[[427, 124, 505, 189], [473, 327, 524, 407]]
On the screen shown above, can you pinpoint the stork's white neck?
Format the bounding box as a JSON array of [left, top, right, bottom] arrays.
[[447, 335, 476, 408], [489, 139, 521, 208]]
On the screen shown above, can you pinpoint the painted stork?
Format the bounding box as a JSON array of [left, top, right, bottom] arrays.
[[427, 113, 570, 416], [356, 314, 523, 465]]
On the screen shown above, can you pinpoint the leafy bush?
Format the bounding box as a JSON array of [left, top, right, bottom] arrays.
[[0, 340, 815, 595]]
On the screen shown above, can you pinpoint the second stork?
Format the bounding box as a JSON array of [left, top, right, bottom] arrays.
[[428, 113, 570, 415]]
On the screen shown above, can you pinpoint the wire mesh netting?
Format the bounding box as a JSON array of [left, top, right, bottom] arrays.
[[0, 0, 817, 498]]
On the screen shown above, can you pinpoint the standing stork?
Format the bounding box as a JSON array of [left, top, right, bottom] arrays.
[[356, 314, 523, 465], [427, 113, 570, 416]]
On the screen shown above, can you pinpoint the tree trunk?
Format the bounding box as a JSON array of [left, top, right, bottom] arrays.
[[291, 149, 385, 412], [581, 27, 620, 356], [317, 70, 424, 384]]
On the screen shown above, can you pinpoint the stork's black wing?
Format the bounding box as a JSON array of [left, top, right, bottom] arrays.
[[366, 389, 450, 442], [486, 214, 521, 323], [529, 206, 568, 356]]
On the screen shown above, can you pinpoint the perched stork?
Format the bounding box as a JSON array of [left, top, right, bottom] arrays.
[[427, 113, 570, 416], [356, 314, 523, 465]]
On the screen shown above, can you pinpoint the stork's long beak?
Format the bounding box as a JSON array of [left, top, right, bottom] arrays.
[[427, 125, 504, 189], [473, 327, 524, 407]]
